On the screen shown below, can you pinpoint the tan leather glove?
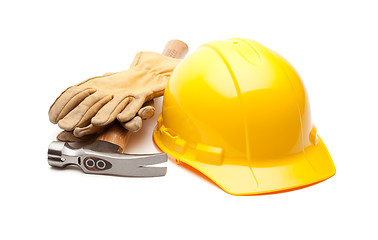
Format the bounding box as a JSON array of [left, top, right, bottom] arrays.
[[56, 100, 156, 142], [49, 52, 180, 137]]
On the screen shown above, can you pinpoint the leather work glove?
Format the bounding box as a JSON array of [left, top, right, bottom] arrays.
[[56, 100, 156, 142], [49, 52, 180, 138]]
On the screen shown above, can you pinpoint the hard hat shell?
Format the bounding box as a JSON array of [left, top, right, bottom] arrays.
[[153, 38, 336, 195]]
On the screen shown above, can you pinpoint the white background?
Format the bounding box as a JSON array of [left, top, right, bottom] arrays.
[[1, 0, 377, 239]]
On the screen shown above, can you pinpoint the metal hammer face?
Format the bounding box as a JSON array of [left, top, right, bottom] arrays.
[[48, 141, 167, 177]]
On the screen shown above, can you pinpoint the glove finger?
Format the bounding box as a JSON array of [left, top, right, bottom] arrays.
[[120, 100, 154, 132], [121, 116, 142, 132], [49, 87, 97, 124], [76, 95, 113, 127], [74, 123, 106, 138], [91, 95, 132, 126], [138, 100, 155, 120], [57, 92, 112, 131], [117, 96, 146, 122], [57, 131, 96, 142]]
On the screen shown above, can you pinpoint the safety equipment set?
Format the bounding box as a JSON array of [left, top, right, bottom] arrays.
[[48, 38, 336, 195]]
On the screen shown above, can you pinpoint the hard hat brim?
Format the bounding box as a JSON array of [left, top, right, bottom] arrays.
[[154, 130, 336, 195]]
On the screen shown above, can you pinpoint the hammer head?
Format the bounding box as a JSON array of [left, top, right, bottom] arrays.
[[48, 141, 167, 177]]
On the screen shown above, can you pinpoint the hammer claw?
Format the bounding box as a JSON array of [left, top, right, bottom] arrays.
[[127, 153, 168, 166]]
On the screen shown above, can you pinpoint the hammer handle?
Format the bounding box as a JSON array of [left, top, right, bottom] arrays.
[[96, 40, 188, 152], [96, 122, 130, 151], [162, 40, 189, 59]]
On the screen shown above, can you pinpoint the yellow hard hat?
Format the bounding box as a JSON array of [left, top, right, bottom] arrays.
[[153, 38, 336, 195]]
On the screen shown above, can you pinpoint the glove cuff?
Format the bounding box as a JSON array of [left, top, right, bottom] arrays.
[[130, 51, 181, 77]]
